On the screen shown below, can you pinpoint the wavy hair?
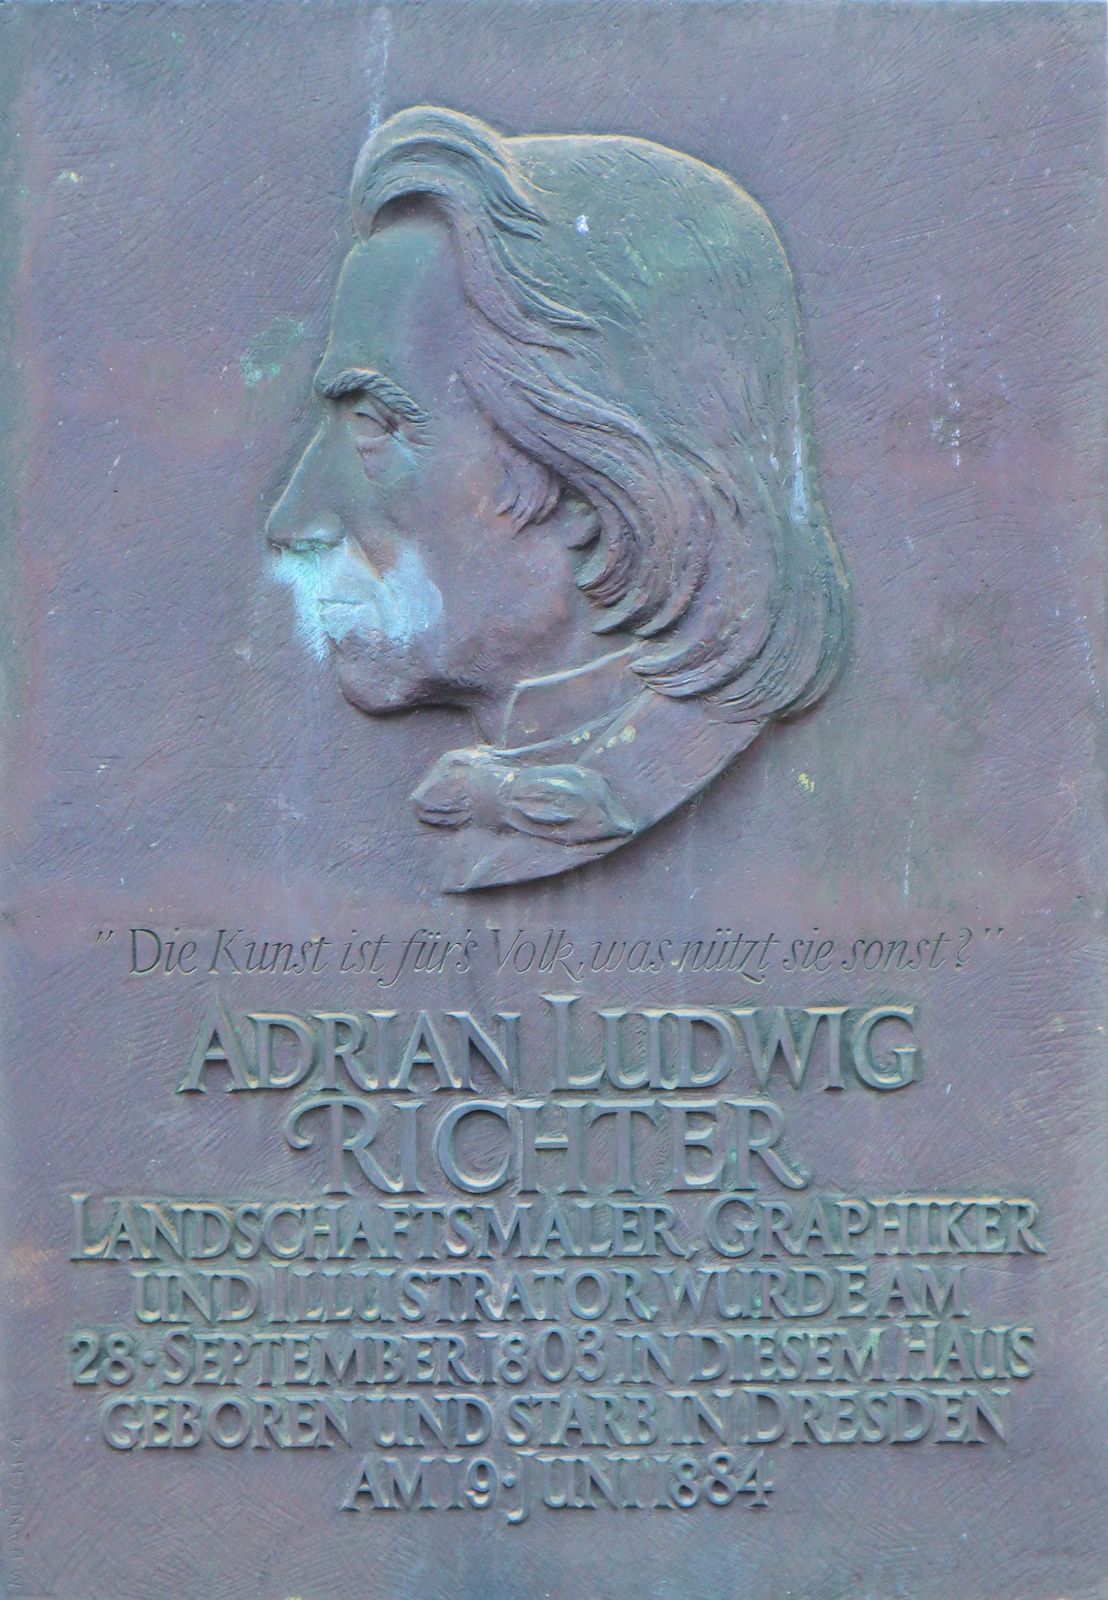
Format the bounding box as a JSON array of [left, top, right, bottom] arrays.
[[350, 107, 849, 719]]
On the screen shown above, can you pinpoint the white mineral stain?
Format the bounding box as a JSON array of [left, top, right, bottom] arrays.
[[365, 5, 392, 136], [274, 542, 442, 661]]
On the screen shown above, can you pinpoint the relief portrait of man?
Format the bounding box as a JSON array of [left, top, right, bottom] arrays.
[[267, 106, 850, 891]]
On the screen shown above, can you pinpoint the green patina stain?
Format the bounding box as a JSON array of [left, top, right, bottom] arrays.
[[240, 315, 306, 388]]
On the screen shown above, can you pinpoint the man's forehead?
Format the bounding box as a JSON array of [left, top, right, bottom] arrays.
[[320, 221, 467, 390]]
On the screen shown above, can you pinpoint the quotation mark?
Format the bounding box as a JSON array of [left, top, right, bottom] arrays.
[[95, 929, 114, 943]]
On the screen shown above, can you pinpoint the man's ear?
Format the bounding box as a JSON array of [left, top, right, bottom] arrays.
[[551, 486, 602, 551], [495, 435, 601, 548]]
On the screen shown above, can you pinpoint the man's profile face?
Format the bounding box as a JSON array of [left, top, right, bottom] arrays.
[[266, 215, 581, 728]]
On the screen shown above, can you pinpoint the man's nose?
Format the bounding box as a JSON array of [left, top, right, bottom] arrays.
[[265, 435, 346, 554]]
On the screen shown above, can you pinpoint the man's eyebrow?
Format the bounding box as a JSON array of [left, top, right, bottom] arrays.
[[314, 366, 430, 425]]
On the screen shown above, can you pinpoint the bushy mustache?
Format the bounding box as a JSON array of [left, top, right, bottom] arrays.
[[273, 542, 443, 660]]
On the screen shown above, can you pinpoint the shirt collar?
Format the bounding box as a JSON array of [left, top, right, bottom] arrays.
[[497, 645, 642, 752]]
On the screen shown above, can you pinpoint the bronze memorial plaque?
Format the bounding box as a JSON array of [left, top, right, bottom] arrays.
[[1, 1, 1104, 1595]]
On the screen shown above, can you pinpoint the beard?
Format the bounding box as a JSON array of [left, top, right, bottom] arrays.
[[272, 538, 454, 713], [273, 539, 443, 659]]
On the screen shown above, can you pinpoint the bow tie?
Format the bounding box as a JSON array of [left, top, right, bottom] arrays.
[[411, 747, 635, 846]]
